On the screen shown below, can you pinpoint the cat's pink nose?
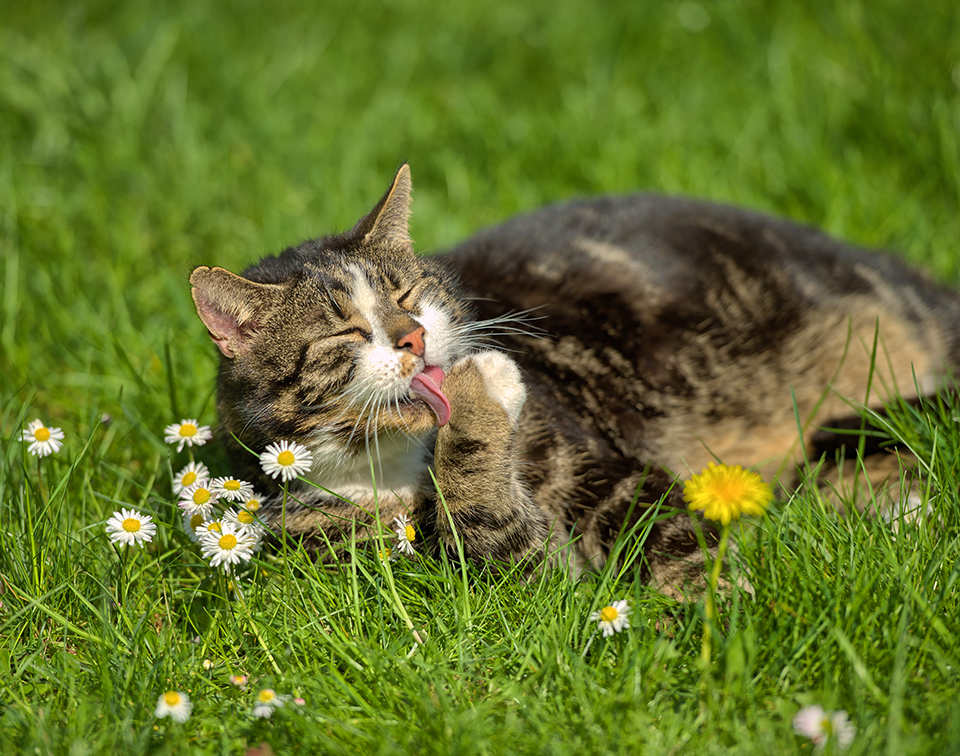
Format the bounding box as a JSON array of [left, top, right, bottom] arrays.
[[397, 326, 426, 357]]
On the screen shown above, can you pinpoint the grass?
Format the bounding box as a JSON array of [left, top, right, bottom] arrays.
[[2, 0, 959, 752]]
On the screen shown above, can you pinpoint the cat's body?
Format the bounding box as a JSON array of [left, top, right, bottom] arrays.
[[190, 165, 960, 589]]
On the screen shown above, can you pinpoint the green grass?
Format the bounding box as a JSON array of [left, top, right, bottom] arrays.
[[2, 0, 960, 752]]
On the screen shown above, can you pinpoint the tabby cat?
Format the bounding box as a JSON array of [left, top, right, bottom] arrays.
[[190, 164, 960, 591]]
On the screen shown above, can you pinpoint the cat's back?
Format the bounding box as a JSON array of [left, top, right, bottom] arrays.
[[441, 193, 951, 321]]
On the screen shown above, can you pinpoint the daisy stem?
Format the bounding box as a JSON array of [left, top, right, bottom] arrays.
[[700, 524, 730, 667], [280, 483, 290, 584]]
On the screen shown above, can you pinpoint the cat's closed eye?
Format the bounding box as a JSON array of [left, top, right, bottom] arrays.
[[397, 288, 417, 311], [331, 326, 371, 341]]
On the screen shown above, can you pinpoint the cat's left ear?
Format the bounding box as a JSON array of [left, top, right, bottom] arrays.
[[351, 163, 414, 255]]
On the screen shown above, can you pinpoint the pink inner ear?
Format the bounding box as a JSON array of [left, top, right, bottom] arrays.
[[196, 299, 244, 358]]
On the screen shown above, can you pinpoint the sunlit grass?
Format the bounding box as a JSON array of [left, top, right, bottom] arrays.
[[2, 0, 959, 752]]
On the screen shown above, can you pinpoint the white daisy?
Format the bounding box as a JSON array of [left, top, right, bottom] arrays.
[[240, 493, 264, 513], [172, 461, 210, 495], [154, 690, 192, 723], [589, 599, 631, 637], [20, 419, 65, 457], [199, 518, 225, 542], [223, 507, 267, 538], [259, 440, 313, 482], [105, 508, 157, 548], [182, 512, 207, 543], [253, 704, 275, 718], [252, 688, 286, 718], [378, 546, 396, 562], [178, 481, 220, 517], [200, 521, 255, 571], [210, 476, 254, 502], [393, 514, 416, 556], [793, 705, 857, 752], [163, 418, 213, 452], [229, 674, 248, 688]]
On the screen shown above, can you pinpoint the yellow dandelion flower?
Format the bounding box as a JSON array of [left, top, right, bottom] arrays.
[[683, 462, 772, 525]]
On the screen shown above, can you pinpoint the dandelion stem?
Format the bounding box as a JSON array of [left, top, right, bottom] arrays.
[[701, 524, 730, 667]]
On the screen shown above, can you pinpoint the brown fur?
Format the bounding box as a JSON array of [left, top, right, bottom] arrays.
[[189, 165, 960, 590]]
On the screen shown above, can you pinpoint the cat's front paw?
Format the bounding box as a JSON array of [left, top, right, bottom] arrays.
[[446, 350, 527, 424]]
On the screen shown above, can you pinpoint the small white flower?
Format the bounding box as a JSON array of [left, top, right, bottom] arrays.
[[378, 546, 396, 562], [230, 674, 248, 688], [240, 493, 264, 513], [259, 440, 312, 482], [105, 508, 157, 548], [163, 418, 212, 452], [589, 599, 631, 637], [172, 461, 210, 495], [393, 514, 416, 556], [178, 481, 220, 517], [252, 688, 286, 718], [199, 518, 225, 542], [202, 659, 214, 670], [793, 705, 856, 752], [223, 507, 267, 541], [154, 690, 192, 723], [201, 521, 255, 571], [210, 476, 254, 502], [182, 512, 207, 543], [20, 419, 65, 457]]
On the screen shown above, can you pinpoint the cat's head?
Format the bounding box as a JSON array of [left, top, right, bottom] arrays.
[[189, 164, 472, 465]]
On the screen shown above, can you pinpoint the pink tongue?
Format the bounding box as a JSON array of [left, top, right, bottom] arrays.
[[409, 365, 451, 427]]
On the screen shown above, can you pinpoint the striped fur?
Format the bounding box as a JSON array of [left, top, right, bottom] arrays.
[[190, 165, 960, 592]]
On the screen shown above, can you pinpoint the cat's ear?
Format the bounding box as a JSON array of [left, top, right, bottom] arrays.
[[351, 163, 414, 254], [190, 266, 284, 358]]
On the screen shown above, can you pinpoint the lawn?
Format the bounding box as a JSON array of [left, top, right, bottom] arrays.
[[1, 0, 959, 753]]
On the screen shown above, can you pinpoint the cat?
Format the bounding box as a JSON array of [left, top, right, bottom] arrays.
[[189, 164, 960, 592]]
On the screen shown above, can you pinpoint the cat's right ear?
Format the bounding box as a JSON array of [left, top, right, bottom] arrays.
[[190, 266, 284, 358]]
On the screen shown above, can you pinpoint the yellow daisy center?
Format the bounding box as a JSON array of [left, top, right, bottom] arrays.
[[224, 479, 241, 491], [163, 691, 181, 705], [34, 427, 51, 442], [189, 513, 204, 530], [600, 606, 619, 623], [238, 510, 255, 524], [207, 522, 222, 534], [193, 488, 211, 505], [257, 689, 276, 703], [219, 533, 238, 550], [379, 547, 392, 560], [404, 524, 415, 542], [181, 471, 197, 486], [277, 450, 295, 466], [246, 499, 261, 512], [179, 423, 197, 438], [122, 518, 142, 533]]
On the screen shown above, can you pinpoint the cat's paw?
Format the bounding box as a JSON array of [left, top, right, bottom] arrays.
[[446, 350, 527, 424], [470, 351, 527, 423]]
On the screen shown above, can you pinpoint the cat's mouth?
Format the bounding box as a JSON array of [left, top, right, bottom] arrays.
[[409, 365, 451, 427]]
